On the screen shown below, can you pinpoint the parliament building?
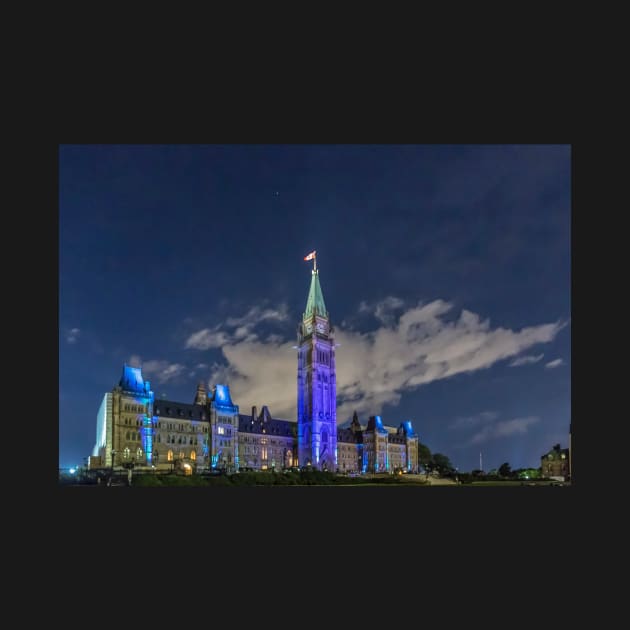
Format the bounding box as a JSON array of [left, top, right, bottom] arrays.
[[89, 265, 419, 474]]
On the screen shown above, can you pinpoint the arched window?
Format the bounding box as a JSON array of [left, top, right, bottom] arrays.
[[190, 451, 196, 461], [179, 451, 184, 459], [123, 447, 130, 460], [167, 450, 173, 462], [126, 432, 130, 440], [137, 448, 143, 460]]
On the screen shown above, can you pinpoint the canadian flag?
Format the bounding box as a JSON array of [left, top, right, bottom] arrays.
[[304, 251, 316, 261]]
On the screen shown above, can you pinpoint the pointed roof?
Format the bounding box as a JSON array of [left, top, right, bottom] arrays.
[[193, 381, 207, 406], [304, 270, 328, 319], [119, 363, 149, 395], [350, 411, 362, 433]]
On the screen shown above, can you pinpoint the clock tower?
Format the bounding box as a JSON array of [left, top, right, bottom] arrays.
[[297, 263, 337, 470]]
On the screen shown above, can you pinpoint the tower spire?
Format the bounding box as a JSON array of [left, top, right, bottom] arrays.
[[303, 256, 327, 319]]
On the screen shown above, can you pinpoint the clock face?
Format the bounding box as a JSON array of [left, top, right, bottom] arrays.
[[316, 322, 325, 333], [305, 322, 313, 334]]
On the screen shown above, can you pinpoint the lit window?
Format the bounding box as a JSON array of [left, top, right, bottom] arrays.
[[167, 450, 173, 462], [124, 447, 130, 459], [218, 427, 225, 435], [137, 448, 143, 459], [191, 451, 196, 461]]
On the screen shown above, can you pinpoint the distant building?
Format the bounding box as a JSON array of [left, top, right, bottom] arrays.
[[541, 443, 570, 481], [88, 261, 419, 474]]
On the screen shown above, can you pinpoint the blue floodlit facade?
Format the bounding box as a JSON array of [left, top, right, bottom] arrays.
[[89, 266, 419, 474], [297, 267, 338, 470]]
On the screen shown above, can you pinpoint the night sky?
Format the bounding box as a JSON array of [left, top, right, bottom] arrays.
[[59, 144, 571, 472]]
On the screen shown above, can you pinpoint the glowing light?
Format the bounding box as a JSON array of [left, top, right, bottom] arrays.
[[69, 468, 76, 474], [214, 384, 234, 406], [120, 365, 146, 394]]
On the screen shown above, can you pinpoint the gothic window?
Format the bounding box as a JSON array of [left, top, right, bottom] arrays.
[[191, 451, 196, 461], [124, 447, 130, 459], [167, 450, 173, 462], [137, 448, 143, 459], [322, 429, 328, 445], [126, 432, 130, 440]]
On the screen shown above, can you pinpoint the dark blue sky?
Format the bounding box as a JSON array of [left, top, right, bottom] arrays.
[[59, 144, 570, 471]]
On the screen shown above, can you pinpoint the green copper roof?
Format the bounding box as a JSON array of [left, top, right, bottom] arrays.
[[304, 270, 328, 319]]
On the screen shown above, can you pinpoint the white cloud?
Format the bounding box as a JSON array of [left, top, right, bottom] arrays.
[[450, 411, 498, 430], [226, 305, 288, 327], [358, 296, 405, 325], [374, 297, 405, 324], [470, 416, 540, 444], [209, 340, 297, 419], [66, 328, 81, 344], [186, 304, 289, 350], [127, 355, 187, 384], [545, 358, 564, 369], [509, 353, 544, 367], [202, 298, 566, 424], [185, 327, 231, 350]]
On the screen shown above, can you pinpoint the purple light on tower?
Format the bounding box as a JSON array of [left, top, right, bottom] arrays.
[[297, 252, 337, 470]]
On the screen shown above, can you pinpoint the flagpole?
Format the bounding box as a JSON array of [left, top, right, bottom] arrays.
[[313, 253, 317, 273]]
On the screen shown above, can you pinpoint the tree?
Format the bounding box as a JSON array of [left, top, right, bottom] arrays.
[[498, 462, 511, 477], [417, 442, 433, 467], [432, 453, 454, 475]]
